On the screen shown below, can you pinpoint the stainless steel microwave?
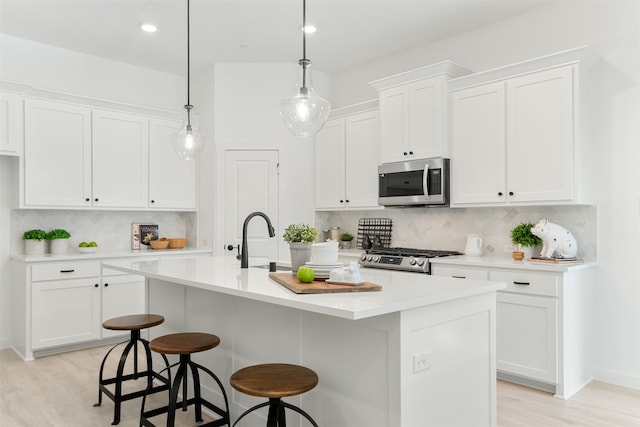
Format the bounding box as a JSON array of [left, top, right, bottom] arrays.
[[378, 157, 450, 207]]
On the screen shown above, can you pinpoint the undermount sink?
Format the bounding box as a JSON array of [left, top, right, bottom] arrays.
[[251, 263, 292, 272]]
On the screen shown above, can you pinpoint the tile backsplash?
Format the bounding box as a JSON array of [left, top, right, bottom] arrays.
[[315, 205, 597, 261], [11, 210, 196, 254]]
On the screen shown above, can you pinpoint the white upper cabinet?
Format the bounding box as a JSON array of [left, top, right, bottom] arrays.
[[24, 99, 92, 207], [0, 92, 23, 156], [449, 47, 598, 207], [92, 109, 149, 208], [149, 118, 197, 210], [370, 61, 470, 163], [315, 105, 380, 210], [22, 97, 191, 210]]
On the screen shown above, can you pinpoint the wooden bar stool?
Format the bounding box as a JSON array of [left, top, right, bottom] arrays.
[[140, 332, 230, 427], [94, 314, 170, 425], [230, 363, 319, 427]]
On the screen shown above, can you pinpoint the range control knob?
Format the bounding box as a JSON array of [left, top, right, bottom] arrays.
[[372, 256, 380, 262], [361, 254, 367, 261], [366, 255, 373, 262], [416, 258, 425, 266], [409, 257, 417, 265]]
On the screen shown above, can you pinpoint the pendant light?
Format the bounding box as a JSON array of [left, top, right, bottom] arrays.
[[279, 0, 331, 138], [171, 0, 205, 160]]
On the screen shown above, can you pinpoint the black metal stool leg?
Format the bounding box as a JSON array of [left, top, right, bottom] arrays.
[[167, 359, 188, 427], [112, 338, 136, 424], [266, 398, 280, 427], [281, 402, 319, 427], [94, 338, 129, 407]]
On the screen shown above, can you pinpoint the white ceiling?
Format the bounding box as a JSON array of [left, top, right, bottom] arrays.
[[0, 0, 550, 76]]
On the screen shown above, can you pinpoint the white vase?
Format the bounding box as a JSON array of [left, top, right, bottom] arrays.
[[50, 238, 69, 254], [289, 242, 312, 275], [25, 240, 45, 255]]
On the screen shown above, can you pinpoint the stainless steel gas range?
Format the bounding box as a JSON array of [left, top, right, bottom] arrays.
[[359, 247, 462, 274]]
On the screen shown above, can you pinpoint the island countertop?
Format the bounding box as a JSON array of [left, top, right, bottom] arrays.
[[103, 255, 506, 320]]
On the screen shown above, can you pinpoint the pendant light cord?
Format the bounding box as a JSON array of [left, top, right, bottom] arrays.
[[185, 0, 192, 128], [300, 0, 308, 92]]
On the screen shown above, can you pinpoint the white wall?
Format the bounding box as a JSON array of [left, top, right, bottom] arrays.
[[331, 1, 640, 390], [207, 62, 331, 259]]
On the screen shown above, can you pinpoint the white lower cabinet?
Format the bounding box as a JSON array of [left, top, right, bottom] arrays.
[[30, 261, 101, 350], [431, 261, 594, 399], [101, 268, 145, 339]]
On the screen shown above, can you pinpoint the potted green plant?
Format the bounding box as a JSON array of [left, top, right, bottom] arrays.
[[339, 232, 354, 249], [283, 224, 319, 274], [510, 223, 542, 260], [23, 229, 47, 255], [46, 229, 71, 254]]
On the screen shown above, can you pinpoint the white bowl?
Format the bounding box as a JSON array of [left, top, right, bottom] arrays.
[[78, 247, 97, 253], [311, 241, 339, 265]]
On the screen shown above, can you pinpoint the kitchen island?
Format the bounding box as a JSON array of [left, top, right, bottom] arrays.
[[104, 256, 506, 427]]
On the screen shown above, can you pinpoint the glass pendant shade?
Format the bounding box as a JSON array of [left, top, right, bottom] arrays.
[[280, 60, 331, 138], [171, 106, 205, 160]]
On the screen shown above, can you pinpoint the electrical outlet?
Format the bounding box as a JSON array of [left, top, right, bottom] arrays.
[[413, 351, 431, 373]]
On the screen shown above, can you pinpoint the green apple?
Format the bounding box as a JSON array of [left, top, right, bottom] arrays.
[[88, 241, 98, 247], [297, 266, 315, 283], [78, 242, 88, 248]]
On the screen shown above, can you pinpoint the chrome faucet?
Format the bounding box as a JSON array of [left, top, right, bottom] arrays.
[[240, 211, 276, 268]]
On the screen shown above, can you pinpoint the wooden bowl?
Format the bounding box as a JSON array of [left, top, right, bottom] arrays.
[[512, 251, 525, 261], [168, 238, 187, 249], [150, 239, 170, 249]]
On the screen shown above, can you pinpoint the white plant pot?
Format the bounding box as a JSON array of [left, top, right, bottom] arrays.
[[50, 238, 69, 254], [25, 240, 46, 255], [289, 242, 312, 275]]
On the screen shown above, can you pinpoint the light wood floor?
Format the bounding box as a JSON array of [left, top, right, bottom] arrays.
[[1, 345, 639, 426]]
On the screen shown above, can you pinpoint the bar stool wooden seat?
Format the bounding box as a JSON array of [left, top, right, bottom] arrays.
[[140, 332, 230, 427], [94, 314, 170, 425], [230, 363, 319, 427]]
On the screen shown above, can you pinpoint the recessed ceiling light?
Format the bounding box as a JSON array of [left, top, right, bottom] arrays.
[[140, 23, 157, 33], [301, 25, 316, 34]]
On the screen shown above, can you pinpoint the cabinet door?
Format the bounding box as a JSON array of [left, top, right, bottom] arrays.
[[0, 92, 23, 155], [24, 99, 92, 207], [101, 274, 146, 338], [506, 66, 574, 202], [32, 278, 100, 349], [92, 109, 149, 208], [315, 118, 346, 209], [345, 110, 380, 209], [149, 118, 197, 209], [497, 292, 557, 383], [408, 76, 443, 159], [379, 86, 409, 163], [450, 83, 506, 205]]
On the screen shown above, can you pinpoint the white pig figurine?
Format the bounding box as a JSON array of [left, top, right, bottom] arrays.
[[530, 219, 577, 259]]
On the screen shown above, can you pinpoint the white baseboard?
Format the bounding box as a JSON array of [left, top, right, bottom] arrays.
[[593, 367, 640, 391]]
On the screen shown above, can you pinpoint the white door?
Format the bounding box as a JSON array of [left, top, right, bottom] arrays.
[[315, 118, 346, 209], [379, 85, 409, 163], [24, 99, 92, 207], [506, 66, 574, 202], [345, 110, 380, 208], [149, 118, 197, 209], [408, 76, 442, 159], [450, 82, 506, 205], [224, 150, 279, 261], [101, 274, 146, 338], [92, 109, 149, 208]]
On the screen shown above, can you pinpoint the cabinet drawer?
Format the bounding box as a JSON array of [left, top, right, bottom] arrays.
[[431, 265, 489, 280], [491, 270, 558, 297], [31, 261, 100, 282]]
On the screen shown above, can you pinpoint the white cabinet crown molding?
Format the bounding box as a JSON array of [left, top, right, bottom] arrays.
[[447, 46, 596, 91], [369, 60, 472, 91]]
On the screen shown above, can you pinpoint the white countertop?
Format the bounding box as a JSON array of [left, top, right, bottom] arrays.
[[103, 256, 505, 320], [11, 248, 213, 263], [429, 254, 597, 272]]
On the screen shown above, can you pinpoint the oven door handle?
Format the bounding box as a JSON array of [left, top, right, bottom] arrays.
[[422, 162, 430, 199]]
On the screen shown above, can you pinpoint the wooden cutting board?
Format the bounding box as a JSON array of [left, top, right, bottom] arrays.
[[269, 273, 382, 294]]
